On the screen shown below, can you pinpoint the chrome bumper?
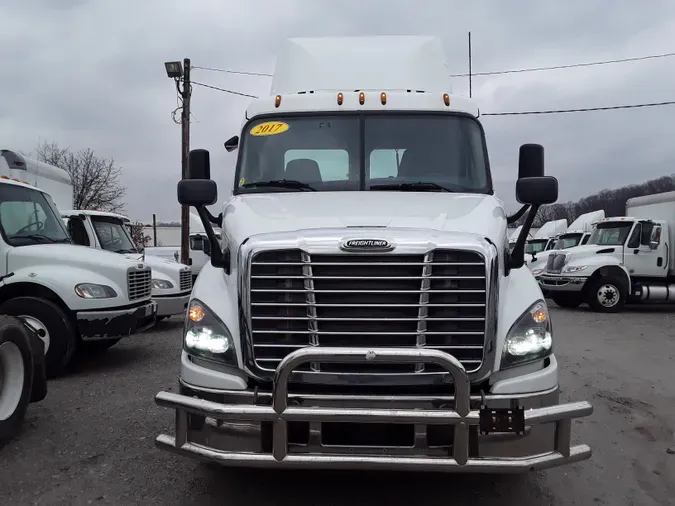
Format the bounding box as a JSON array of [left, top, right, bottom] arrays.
[[538, 274, 587, 292], [155, 347, 593, 473]]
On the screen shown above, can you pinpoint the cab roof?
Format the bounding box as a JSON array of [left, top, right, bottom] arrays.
[[62, 209, 131, 222]]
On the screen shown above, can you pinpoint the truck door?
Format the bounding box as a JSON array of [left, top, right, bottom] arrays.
[[626, 220, 665, 278]]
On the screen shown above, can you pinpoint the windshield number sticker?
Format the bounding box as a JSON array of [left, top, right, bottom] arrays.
[[250, 121, 289, 136], [239, 177, 246, 186]]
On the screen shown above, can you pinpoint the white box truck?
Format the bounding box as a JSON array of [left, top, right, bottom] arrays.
[[61, 210, 193, 319], [540, 191, 675, 311], [155, 36, 592, 473], [0, 151, 157, 376]]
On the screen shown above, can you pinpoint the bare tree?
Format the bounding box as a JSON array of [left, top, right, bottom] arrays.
[[129, 221, 151, 248], [36, 141, 126, 212]]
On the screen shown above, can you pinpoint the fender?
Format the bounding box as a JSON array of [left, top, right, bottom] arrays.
[[585, 264, 631, 295], [2, 266, 128, 312]]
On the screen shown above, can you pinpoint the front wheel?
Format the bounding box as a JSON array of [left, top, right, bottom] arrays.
[[0, 316, 35, 448], [551, 294, 582, 309], [0, 297, 77, 378], [586, 276, 626, 313]]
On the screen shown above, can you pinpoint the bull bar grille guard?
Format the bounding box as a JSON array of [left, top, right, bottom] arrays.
[[155, 347, 593, 472]]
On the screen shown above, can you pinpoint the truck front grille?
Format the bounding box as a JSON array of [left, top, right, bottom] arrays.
[[248, 249, 487, 376], [179, 269, 193, 291], [546, 253, 566, 273], [127, 267, 152, 301]]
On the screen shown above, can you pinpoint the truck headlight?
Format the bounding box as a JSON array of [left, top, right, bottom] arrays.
[[152, 279, 174, 290], [563, 265, 586, 273], [184, 299, 236, 365], [531, 268, 544, 276], [501, 300, 553, 369], [74, 283, 117, 299]]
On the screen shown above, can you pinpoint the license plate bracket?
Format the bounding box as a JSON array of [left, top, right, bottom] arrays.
[[479, 401, 525, 435]]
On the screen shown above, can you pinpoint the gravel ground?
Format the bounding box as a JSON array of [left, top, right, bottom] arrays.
[[1, 306, 674, 506]]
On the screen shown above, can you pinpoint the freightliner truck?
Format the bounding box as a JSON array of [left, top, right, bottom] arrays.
[[540, 190, 675, 312], [155, 36, 593, 473]]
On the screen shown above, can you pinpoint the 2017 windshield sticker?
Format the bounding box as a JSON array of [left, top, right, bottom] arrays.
[[250, 121, 289, 136]]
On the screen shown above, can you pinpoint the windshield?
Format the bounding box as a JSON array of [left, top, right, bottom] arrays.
[[587, 222, 633, 246], [235, 113, 491, 194], [0, 184, 71, 246], [553, 233, 583, 250], [525, 239, 548, 254], [91, 216, 138, 253]]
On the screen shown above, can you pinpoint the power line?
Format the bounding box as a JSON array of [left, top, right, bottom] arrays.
[[451, 51, 675, 77], [191, 81, 259, 98], [482, 100, 675, 116], [191, 50, 675, 80]]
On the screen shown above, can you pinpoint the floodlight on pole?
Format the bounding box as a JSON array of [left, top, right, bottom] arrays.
[[164, 61, 183, 79]]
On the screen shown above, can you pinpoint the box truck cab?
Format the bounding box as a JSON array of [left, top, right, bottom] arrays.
[[539, 191, 675, 311], [61, 210, 192, 319], [155, 36, 592, 473], [0, 178, 156, 377], [529, 210, 605, 277]]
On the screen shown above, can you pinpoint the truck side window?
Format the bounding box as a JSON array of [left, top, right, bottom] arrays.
[[627, 223, 642, 249], [640, 221, 654, 246], [66, 217, 90, 246]]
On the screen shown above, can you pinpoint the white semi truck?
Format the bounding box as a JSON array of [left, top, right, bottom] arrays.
[[155, 36, 592, 473], [61, 210, 193, 319], [0, 153, 157, 377], [529, 210, 605, 277], [540, 191, 675, 312], [524, 219, 567, 263]]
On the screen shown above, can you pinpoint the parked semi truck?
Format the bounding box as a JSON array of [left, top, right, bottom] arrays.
[[0, 161, 156, 377], [529, 210, 605, 277], [539, 191, 675, 312], [155, 36, 592, 473], [524, 219, 567, 263], [61, 210, 193, 319]]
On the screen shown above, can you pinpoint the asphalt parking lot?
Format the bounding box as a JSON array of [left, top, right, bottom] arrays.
[[1, 306, 674, 506]]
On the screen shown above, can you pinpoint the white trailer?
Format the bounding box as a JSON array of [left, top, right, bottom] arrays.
[[540, 191, 675, 311], [155, 35, 592, 473]]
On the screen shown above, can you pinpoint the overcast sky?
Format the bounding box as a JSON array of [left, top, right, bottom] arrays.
[[2, 0, 675, 222]]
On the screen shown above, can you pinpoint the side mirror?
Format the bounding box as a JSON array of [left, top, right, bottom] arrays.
[[224, 135, 239, 153], [649, 226, 661, 249], [203, 240, 212, 257], [177, 179, 217, 206], [189, 149, 211, 180], [516, 176, 558, 205], [190, 234, 204, 251], [518, 144, 544, 179]]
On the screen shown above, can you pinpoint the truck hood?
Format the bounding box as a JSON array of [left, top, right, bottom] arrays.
[[8, 244, 144, 272], [555, 244, 621, 265], [223, 192, 506, 245], [125, 253, 188, 280]]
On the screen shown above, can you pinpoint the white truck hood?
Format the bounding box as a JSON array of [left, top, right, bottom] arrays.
[[223, 192, 506, 246], [9, 243, 144, 273], [124, 253, 187, 282]]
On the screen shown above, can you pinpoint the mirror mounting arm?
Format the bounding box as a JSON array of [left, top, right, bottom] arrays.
[[506, 204, 529, 225], [204, 208, 223, 227], [195, 206, 228, 271], [506, 204, 539, 275]]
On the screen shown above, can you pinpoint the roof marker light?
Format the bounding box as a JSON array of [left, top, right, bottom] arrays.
[[443, 93, 450, 106], [337, 92, 343, 105], [359, 92, 365, 105], [275, 95, 282, 108], [380, 92, 387, 105]]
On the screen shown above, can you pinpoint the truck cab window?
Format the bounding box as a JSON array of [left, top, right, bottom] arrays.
[[588, 222, 634, 246], [0, 184, 71, 245], [640, 221, 654, 246], [627, 224, 642, 249], [284, 149, 350, 182], [66, 217, 90, 246]]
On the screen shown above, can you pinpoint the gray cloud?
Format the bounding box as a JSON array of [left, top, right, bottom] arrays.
[[2, 0, 675, 221]]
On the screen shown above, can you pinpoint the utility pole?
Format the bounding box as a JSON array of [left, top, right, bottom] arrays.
[[180, 58, 191, 266]]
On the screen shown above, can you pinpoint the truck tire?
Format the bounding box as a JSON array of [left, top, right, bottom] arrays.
[[551, 294, 582, 309], [586, 276, 626, 313], [0, 297, 77, 378], [0, 316, 35, 448], [81, 339, 121, 354]]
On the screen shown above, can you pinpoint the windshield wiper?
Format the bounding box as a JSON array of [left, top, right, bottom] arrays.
[[10, 234, 66, 244], [240, 179, 316, 191], [115, 248, 138, 254], [369, 182, 454, 192]]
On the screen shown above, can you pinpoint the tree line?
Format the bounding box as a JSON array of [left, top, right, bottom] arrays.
[[512, 175, 675, 228]]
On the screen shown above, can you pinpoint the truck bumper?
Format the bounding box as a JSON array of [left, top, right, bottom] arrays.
[[155, 347, 593, 473], [538, 274, 587, 293], [76, 300, 158, 341], [154, 292, 191, 317]]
